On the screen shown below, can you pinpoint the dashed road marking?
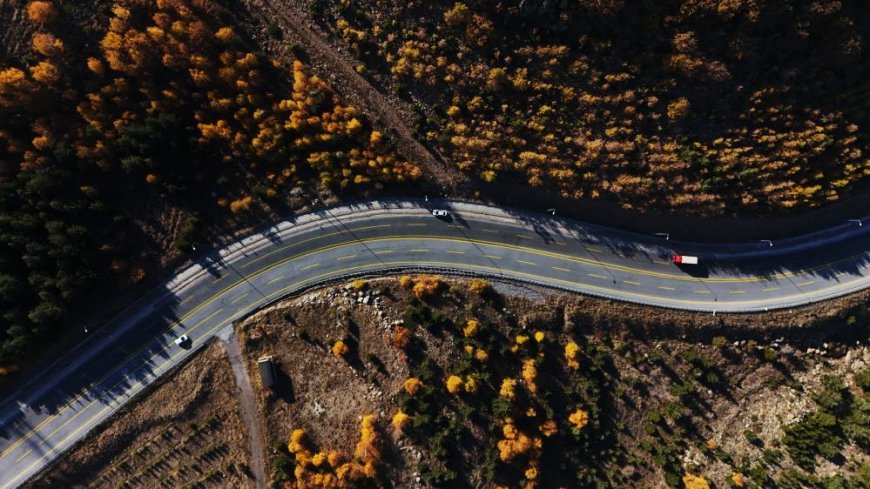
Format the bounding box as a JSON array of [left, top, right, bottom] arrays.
[[230, 293, 249, 305], [653, 259, 671, 265], [267, 276, 284, 285], [657, 285, 676, 291], [300, 263, 319, 271], [729, 290, 746, 294], [446, 250, 465, 255], [337, 254, 357, 261], [796, 280, 816, 287], [406, 223, 427, 227], [411, 248, 430, 252], [15, 449, 32, 463], [484, 255, 502, 260], [552, 266, 571, 272], [516, 234, 534, 240], [587, 247, 603, 254], [517, 260, 537, 266], [693, 290, 711, 294], [374, 250, 392, 255], [762, 286, 779, 292], [623, 280, 640, 286], [588, 273, 608, 279], [554, 242, 567, 246], [481, 229, 498, 234]]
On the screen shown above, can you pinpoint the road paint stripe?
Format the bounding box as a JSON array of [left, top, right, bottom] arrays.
[[554, 242, 567, 246], [230, 293, 249, 305], [6, 230, 869, 476], [178, 294, 197, 306], [337, 254, 357, 261], [411, 249, 430, 252], [729, 290, 746, 294], [240, 233, 864, 284], [796, 280, 816, 287], [657, 285, 676, 291], [762, 287, 779, 292], [373, 250, 392, 255], [300, 263, 319, 271], [588, 273, 608, 279], [653, 259, 671, 265], [446, 250, 465, 254], [693, 290, 711, 294], [7, 257, 869, 480], [240, 224, 392, 269], [517, 260, 537, 266], [587, 247, 603, 253], [481, 229, 498, 233], [623, 280, 640, 286], [267, 276, 284, 285], [484, 255, 502, 260], [14, 449, 31, 463], [406, 223, 427, 227], [552, 266, 571, 272], [516, 234, 534, 239]]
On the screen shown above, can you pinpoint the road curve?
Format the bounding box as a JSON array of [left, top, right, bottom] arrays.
[[0, 200, 868, 487]]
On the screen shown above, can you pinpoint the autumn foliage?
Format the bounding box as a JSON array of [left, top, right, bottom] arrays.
[[328, 1, 870, 214], [285, 416, 383, 488], [0, 0, 422, 363]]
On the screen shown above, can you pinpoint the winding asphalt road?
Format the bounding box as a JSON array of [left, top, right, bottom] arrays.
[[0, 200, 868, 487]]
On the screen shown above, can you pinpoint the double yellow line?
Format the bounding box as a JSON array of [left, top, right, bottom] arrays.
[[2, 230, 867, 487]]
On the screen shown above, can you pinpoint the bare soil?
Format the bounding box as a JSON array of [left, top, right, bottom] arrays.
[[24, 341, 255, 489], [237, 276, 869, 488]]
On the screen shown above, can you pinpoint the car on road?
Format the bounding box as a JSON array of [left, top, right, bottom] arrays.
[[431, 209, 450, 217], [672, 254, 699, 265], [174, 334, 191, 347]]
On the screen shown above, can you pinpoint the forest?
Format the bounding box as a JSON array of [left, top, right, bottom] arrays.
[[0, 0, 417, 365], [318, 0, 869, 213], [0, 0, 868, 367]]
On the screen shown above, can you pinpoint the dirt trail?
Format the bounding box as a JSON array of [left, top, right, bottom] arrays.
[[246, 0, 468, 192], [226, 331, 267, 489]]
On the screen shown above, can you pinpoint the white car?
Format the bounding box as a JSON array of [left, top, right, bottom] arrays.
[[174, 334, 190, 346], [432, 209, 450, 217]]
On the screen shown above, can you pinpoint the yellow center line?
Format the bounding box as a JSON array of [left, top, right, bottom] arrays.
[[6, 230, 870, 475], [658, 285, 676, 291], [7, 306, 226, 465], [300, 263, 319, 271], [552, 266, 571, 272], [240, 224, 392, 269], [517, 260, 537, 266], [267, 276, 284, 285], [623, 280, 640, 286], [230, 292, 249, 305], [729, 290, 746, 294], [446, 250, 465, 254], [337, 255, 357, 261], [7, 249, 870, 483], [588, 273, 608, 279], [796, 280, 816, 287]]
